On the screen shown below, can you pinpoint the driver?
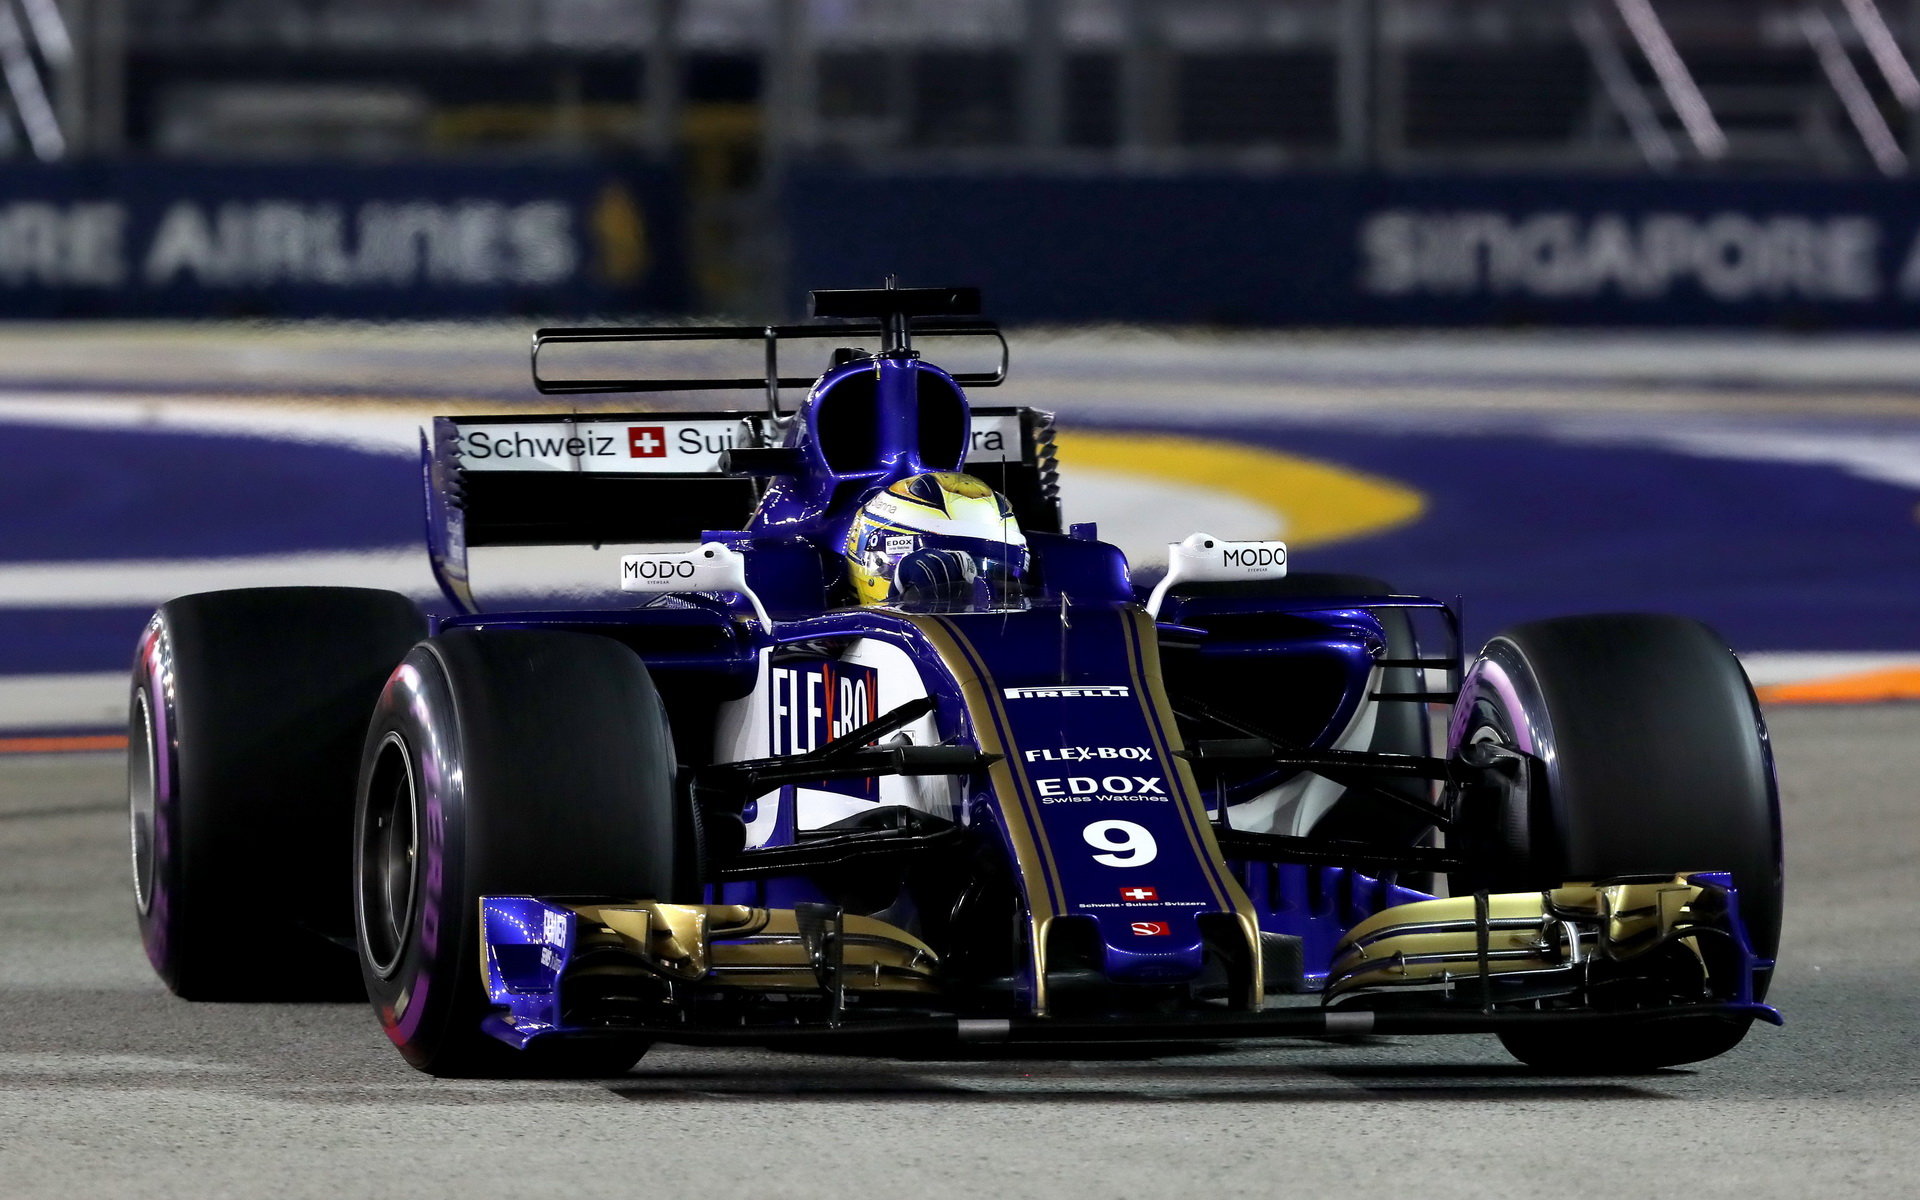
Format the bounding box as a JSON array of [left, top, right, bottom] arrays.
[[843, 472, 1029, 609]]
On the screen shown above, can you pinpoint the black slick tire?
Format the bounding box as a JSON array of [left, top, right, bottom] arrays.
[[1450, 614, 1782, 1072], [354, 628, 687, 1078], [130, 587, 425, 1000]]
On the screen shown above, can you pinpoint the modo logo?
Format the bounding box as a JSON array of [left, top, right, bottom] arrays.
[[622, 558, 695, 581], [1222, 545, 1287, 568]]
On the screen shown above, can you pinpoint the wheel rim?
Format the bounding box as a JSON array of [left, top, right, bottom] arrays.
[[1466, 706, 1509, 750], [128, 689, 158, 916], [357, 732, 420, 979], [1456, 694, 1544, 888]]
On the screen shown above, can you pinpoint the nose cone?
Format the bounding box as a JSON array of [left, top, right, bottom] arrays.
[[1090, 910, 1208, 982]]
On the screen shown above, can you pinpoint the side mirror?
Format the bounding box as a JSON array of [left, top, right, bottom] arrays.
[[1145, 532, 1289, 617], [620, 543, 771, 631]]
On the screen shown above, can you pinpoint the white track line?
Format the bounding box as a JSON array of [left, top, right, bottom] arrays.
[[0, 673, 128, 731]]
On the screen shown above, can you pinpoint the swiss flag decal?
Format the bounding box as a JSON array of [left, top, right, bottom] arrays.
[[1130, 921, 1171, 937], [628, 426, 667, 458], [1119, 886, 1159, 902]]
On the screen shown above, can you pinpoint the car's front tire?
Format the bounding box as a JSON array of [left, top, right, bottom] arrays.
[[1449, 614, 1782, 1072], [355, 628, 687, 1077]]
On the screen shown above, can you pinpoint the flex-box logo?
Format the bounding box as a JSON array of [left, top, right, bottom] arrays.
[[769, 660, 879, 800], [1024, 746, 1152, 763]]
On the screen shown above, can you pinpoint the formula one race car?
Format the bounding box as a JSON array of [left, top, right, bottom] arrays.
[[128, 283, 1782, 1077]]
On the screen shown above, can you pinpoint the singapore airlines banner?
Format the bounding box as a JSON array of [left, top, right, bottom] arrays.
[[786, 169, 1920, 328], [0, 162, 683, 317]]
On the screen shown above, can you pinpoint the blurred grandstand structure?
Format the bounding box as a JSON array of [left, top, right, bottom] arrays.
[[8, 0, 1920, 318], [14, 0, 1919, 172]]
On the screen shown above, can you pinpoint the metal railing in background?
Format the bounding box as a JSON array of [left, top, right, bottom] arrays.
[[1805, 2, 1906, 171], [1574, 0, 1920, 174], [1572, 1, 1683, 167], [17, 0, 1920, 175], [760, 0, 1920, 174], [1805, 0, 1920, 172], [14, 0, 1920, 315], [0, 0, 71, 158], [1607, 0, 1729, 161]]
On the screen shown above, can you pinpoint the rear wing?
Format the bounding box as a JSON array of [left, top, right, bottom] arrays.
[[530, 317, 1006, 404], [424, 406, 1060, 613]]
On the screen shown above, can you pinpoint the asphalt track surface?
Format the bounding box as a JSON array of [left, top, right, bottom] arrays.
[[2, 704, 1915, 1199]]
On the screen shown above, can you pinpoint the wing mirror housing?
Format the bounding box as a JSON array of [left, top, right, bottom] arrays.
[[620, 543, 772, 631], [1145, 532, 1289, 617]]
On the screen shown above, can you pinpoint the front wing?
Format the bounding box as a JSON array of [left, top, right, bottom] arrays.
[[475, 872, 1778, 1051]]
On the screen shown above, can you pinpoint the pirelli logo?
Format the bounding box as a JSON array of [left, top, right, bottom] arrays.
[[1003, 685, 1131, 700]]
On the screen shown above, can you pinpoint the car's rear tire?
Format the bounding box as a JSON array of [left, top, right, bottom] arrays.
[[130, 587, 425, 1000], [1448, 614, 1782, 1072], [355, 628, 688, 1078]]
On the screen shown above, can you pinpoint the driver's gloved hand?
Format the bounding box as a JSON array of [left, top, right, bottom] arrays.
[[893, 548, 979, 605]]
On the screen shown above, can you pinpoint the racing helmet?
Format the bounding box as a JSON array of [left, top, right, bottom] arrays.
[[844, 472, 1029, 608]]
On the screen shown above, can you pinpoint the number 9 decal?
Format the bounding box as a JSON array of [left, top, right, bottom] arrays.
[[1083, 820, 1158, 867]]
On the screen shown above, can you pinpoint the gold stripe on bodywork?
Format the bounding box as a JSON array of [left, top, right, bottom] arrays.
[[903, 615, 1063, 1015], [1121, 609, 1267, 1008]]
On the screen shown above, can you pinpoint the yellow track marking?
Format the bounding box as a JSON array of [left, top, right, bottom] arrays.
[[1058, 429, 1427, 548]]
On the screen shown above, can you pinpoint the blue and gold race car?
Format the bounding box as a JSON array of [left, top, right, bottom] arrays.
[[128, 284, 1782, 1076]]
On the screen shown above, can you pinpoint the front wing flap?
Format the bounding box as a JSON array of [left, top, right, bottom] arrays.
[[1325, 871, 1769, 1009]]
